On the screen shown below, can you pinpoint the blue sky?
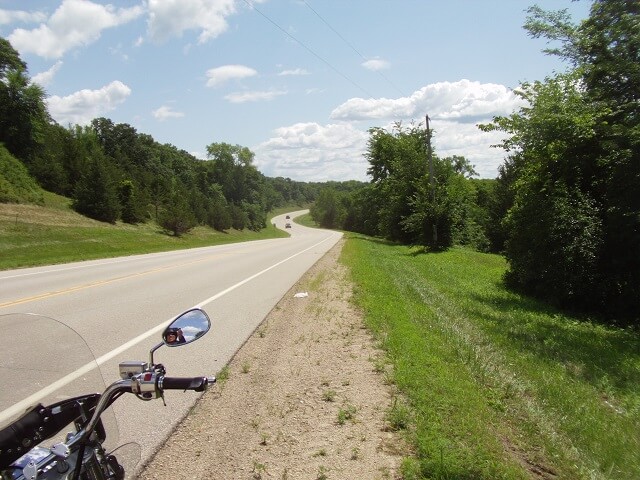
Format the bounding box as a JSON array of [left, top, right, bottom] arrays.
[[0, 0, 591, 181]]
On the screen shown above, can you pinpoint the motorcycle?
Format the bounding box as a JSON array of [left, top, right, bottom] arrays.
[[0, 308, 216, 480]]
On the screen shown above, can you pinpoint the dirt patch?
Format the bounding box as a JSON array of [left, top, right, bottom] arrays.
[[139, 239, 408, 479]]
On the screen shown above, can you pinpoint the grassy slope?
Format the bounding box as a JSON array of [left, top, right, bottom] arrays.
[[341, 234, 639, 480], [0, 145, 44, 204], [0, 192, 289, 270]]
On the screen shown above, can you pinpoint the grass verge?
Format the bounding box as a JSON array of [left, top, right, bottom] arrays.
[[341, 233, 639, 480]]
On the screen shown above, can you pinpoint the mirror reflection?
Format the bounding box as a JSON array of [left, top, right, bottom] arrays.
[[162, 308, 210, 347]]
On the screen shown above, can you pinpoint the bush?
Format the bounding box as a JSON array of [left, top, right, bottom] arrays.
[[504, 179, 603, 310]]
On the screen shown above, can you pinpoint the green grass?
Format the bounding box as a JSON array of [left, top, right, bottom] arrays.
[[292, 212, 318, 228], [0, 192, 290, 270], [341, 234, 640, 480], [0, 145, 45, 204]]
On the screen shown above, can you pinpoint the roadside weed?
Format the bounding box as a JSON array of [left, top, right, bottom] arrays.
[[337, 404, 357, 425], [322, 389, 337, 402], [216, 365, 230, 383], [316, 466, 328, 480], [385, 398, 411, 432]]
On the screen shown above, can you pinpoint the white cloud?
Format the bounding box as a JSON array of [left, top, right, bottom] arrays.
[[254, 123, 369, 181], [153, 105, 185, 121], [0, 9, 47, 25], [330, 79, 523, 123], [7, 0, 144, 59], [205, 65, 257, 87], [362, 58, 390, 71], [32, 61, 63, 87], [430, 120, 510, 178], [46, 80, 132, 125], [224, 90, 287, 103], [147, 0, 236, 44], [278, 68, 310, 76]]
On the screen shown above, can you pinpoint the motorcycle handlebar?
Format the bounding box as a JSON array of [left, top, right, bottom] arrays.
[[159, 376, 215, 392], [76, 374, 214, 445]]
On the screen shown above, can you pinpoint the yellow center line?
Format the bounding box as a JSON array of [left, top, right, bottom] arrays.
[[0, 254, 227, 309]]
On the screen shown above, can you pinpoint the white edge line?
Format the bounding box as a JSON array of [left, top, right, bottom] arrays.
[[0, 233, 340, 424]]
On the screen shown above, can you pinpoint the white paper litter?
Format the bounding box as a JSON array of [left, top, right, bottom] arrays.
[[293, 292, 309, 298]]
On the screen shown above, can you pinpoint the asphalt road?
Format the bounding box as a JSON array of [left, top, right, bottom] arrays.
[[0, 210, 342, 469]]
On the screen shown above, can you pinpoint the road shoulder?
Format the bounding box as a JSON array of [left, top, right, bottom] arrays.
[[139, 239, 408, 479]]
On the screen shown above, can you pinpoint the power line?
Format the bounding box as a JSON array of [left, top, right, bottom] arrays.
[[301, 0, 407, 98], [240, 0, 376, 99], [302, 0, 367, 62]]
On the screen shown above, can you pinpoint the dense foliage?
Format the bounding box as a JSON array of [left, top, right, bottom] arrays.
[[311, 123, 494, 252], [481, 0, 639, 322]]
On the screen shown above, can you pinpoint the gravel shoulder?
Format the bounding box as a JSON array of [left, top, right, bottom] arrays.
[[139, 239, 408, 479]]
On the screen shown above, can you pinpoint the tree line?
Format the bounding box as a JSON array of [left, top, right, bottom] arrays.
[[0, 37, 322, 235], [311, 123, 493, 251], [311, 0, 639, 325]]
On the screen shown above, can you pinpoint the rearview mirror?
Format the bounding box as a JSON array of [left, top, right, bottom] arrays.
[[162, 308, 210, 347]]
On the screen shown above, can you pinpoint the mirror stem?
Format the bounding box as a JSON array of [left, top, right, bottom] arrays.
[[149, 342, 164, 367]]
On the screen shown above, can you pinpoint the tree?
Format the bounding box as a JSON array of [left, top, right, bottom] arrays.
[[229, 204, 247, 230], [310, 188, 344, 229], [206, 142, 270, 229], [207, 143, 255, 202], [158, 187, 196, 236], [577, 1, 640, 319], [342, 185, 380, 236], [0, 37, 26, 75], [242, 201, 267, 231], [28, 123, 73, 195], [481, 73, 607, 309], [401, 155, 475, 250], [0, 38, 49, 163], [480, 1, 640, 320], [354, 122, 484, 250], [366, 123, 428, 243], [119, 179, 146, 224], [73, 156, 120, 223]]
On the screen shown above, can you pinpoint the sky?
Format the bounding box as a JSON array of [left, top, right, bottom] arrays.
[[0, 0, 592, 182]]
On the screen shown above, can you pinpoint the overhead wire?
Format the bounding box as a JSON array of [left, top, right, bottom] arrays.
[[301, 0, 407, 98], [240, 0, 376, 99]]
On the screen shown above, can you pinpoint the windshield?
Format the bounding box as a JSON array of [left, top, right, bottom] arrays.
[[0, 313, 120, 449]]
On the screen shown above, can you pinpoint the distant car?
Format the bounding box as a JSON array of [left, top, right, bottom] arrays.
[[285, 223, 292, 229], [285, 215, 290, 219]]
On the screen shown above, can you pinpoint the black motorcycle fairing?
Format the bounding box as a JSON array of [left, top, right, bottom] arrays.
[[0, 394, 105, 469], [0, 403, 47, 468]]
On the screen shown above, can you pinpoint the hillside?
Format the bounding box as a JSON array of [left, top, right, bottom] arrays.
[[0, 190, 289, 271], [0, 145, 44, 204]]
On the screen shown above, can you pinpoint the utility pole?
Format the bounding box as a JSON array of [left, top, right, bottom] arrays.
[[425, 114, 437, 246]]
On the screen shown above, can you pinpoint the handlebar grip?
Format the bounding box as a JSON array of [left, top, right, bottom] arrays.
[[160, 376, 213, 392]]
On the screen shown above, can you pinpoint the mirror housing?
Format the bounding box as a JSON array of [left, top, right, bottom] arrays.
[[162, 308, 211, 347]]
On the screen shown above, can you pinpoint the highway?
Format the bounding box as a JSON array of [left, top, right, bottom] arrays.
[[0, 210, 342, 468]]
